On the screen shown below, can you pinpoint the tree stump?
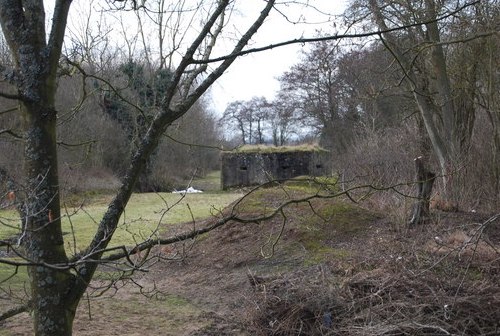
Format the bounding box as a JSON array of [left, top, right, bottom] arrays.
[[408, 156, 436, 227]]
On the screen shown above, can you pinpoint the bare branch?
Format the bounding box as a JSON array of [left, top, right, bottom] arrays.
[[0, 90, 21, 100], [56, 139, 97, 148], [179, 0, 277, 112], [0, 106, 18, 115], [47, 0, 72, 73], [162, 133, 224, 151], [0, 129, 22, 139], [0, 304, 29, 322], [190, 0, 480, 65], [98, 177, 423, 263], [161, 0, 230, 106], [181, 1, 226, 96]]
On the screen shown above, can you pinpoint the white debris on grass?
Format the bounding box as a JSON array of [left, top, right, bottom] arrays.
[[172, 186, 203, 194]]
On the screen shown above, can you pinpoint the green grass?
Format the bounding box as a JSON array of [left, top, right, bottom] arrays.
[[0, 209, 21, 240], [0, 259, 29, 291], [0, 190, 242, 287], [63, 191, 242, 255], [190, 170, 223, 192]]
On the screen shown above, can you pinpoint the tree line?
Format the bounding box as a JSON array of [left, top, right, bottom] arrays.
[[0, 8, 222, 193], [0, 0, 498, 334], [222, 0, 499, 210]]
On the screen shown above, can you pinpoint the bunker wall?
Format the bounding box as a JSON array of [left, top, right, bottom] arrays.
[[221, 150, 329, 189]]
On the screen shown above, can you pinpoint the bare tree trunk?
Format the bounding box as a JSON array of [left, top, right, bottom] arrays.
[[22, 102, 78, 335], [408, 157, 436, 227], [0, 2, 83, 334], [423, 0, 462, 203]]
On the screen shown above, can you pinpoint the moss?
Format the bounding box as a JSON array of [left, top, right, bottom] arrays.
[[313, 202, 379, 234], [302, 246, 351, 266], [283, 176, 340, 194], [287, 201, 379, 265], [233, 188, 276, 215], [233, 186, 378, 268], [160, 294, 193, 310], [463, 268, 484, 281], [228, 144, 328, 154]]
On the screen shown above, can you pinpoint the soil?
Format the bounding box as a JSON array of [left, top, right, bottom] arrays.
[[1, 192, 499, 335]]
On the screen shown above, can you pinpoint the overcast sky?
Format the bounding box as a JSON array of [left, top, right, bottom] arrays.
[[207, 1, 348, 115]]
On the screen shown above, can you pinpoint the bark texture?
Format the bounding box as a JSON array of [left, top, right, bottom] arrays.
[[0, 1, 76, 334], [408, 157, 436, 227]]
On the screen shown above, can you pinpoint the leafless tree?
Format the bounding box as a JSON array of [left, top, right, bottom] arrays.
[[349, 0, 496, 206], [0, 1, 277, 334], [277, 40, 365, 153], [0, 0, 489, 334]]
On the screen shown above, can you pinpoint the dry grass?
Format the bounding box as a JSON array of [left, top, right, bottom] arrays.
[[245, 212, 500, 336]]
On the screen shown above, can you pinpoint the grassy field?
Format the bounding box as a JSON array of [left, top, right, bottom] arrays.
[[0, 173, 242, 292], [60, 191, 241, 255], [0, 171, 243, 335], [1, 192, 241, 254]]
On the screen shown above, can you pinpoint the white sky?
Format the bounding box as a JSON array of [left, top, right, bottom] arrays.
[[208, 1, 348, 115]]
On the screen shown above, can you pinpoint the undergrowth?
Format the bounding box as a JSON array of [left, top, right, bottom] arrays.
[[244, 211, 500, 336]]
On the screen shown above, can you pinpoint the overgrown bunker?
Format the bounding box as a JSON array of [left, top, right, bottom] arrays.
[[221, 145, 330, 189]]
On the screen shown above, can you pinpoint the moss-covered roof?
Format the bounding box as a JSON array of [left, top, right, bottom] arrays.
[[225, 144, 328, 154]]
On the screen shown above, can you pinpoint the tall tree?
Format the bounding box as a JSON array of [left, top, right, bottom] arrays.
[[221, 95, 299, 146], [464, 0, 500, 202], [278, 40, 366, 153], [0, 1, 73, 334], [355, 0, 485, 203], [220, 97, 272, 145], [270, 91, 299, 146], [99, 60, 175, 191], [0, 1, 276, 334], [220, 100, 254, 145]]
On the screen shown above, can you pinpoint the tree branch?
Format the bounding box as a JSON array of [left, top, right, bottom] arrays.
[[0, 304, 29, 322], [0, 1, 25, 58], [98, 177, 424, 262], [190, 0, 480, 65], [0, 91, 21, 100], [178, 0, 277, 114], [0, 129, 22, 139], [74, 1, 279, 289], [162, 0, 230, 106], [47, 0, 72, 74]]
